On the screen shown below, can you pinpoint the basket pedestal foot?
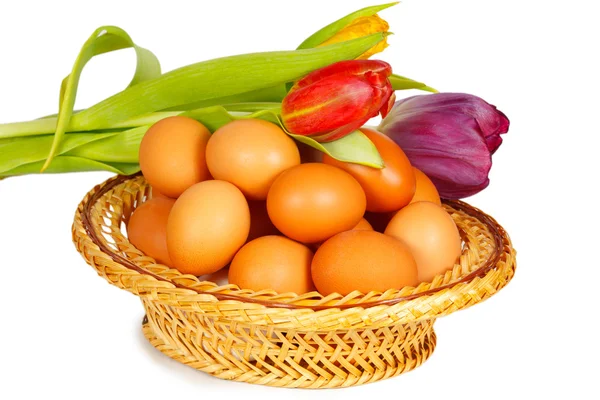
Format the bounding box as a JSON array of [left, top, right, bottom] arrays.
[[141, 306, 437, 389]]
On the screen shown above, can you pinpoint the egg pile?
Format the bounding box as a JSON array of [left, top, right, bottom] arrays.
[[127, 116, 462, 296]]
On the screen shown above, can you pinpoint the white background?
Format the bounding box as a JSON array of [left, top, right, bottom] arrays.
[[1, 0, 598, 398]]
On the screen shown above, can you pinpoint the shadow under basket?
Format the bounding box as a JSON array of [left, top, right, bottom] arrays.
[[72, 174, 516, 389]]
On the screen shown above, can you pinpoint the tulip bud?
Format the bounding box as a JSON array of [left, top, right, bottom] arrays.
[[282, 60, 395, 142], [317, 15, 390, 60], [378, 93, 509, 199]]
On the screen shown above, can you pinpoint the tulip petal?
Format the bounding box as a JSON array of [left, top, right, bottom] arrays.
[[318, 15, 391, 60], [380, 84, 395, 118], [382, 110, 492, 199], [379, 93, 509, 199], [282, 75, 376, 135], [392, 93, 509, 154], [292, 60, 392, 90]]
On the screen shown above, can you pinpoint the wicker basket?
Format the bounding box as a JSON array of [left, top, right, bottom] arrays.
[[72, 174, 516, 389]]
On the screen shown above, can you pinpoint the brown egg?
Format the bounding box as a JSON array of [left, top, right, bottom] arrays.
[[267, 163, 366, 243], [205, 119, 300, 200], [139, 116, 211, 198], [229, 236, 315, 294], [410, 167, 442, 206], [167, 180, 250, 276], [312, 230, 418, 296], [323, 128, 416, 212], [385, 202, 462, 282], [247, 200, 280, 242], [127, 197, 175, 265]]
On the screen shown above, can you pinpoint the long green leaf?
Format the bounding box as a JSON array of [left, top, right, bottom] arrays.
[[161, 85, 287, 112], [223, 103, 282, 113], [0, 132, 116, 174], [65, 126, 148, 163], [0, 117, 61, 139], [298, 2, 398, 49], [43, 26, 161, 171], [0, 126, 149, 174], [0, 112, 181, 139], [70, 33, 386, 131], [1, 156, 139, 177], [182, 106, 246, 132]]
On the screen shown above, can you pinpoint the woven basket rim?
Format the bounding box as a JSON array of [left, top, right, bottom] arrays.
[[80, 173, 507, 311]]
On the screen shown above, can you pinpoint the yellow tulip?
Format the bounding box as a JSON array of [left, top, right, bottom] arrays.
[[317, 15, 390, 59]]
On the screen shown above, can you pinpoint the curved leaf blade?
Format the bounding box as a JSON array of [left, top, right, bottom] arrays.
[[44, 26, 161, 171]]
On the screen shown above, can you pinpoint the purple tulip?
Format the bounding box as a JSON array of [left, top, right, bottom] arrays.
[[378, 93, 509, 199]]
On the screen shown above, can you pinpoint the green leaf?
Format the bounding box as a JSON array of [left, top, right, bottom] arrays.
[[160, 85, 287, 112], [65, 126, 148, 163], [70, 33, 386, 131], [181, 106, 241, 132], [223, 103, 282, 113], [1, 156, 139, 177], [291, 131, 384, 168], [0, 125, 149, 174], [43, 26, 161, 171], [298, 2, 398, 49], [0, 132, 116, 174], [59, 29, 161, 108], [390, 74, 438, 92], [0, 117, 60, 139]]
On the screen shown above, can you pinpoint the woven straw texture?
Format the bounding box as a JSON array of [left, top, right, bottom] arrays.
[[72, 174, 516, 388]]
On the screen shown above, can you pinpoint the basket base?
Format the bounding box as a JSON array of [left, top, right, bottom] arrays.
[[141, 308, 437, 389]]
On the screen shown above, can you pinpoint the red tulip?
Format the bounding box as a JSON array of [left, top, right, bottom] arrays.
[[281, 60, 395, 142]]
